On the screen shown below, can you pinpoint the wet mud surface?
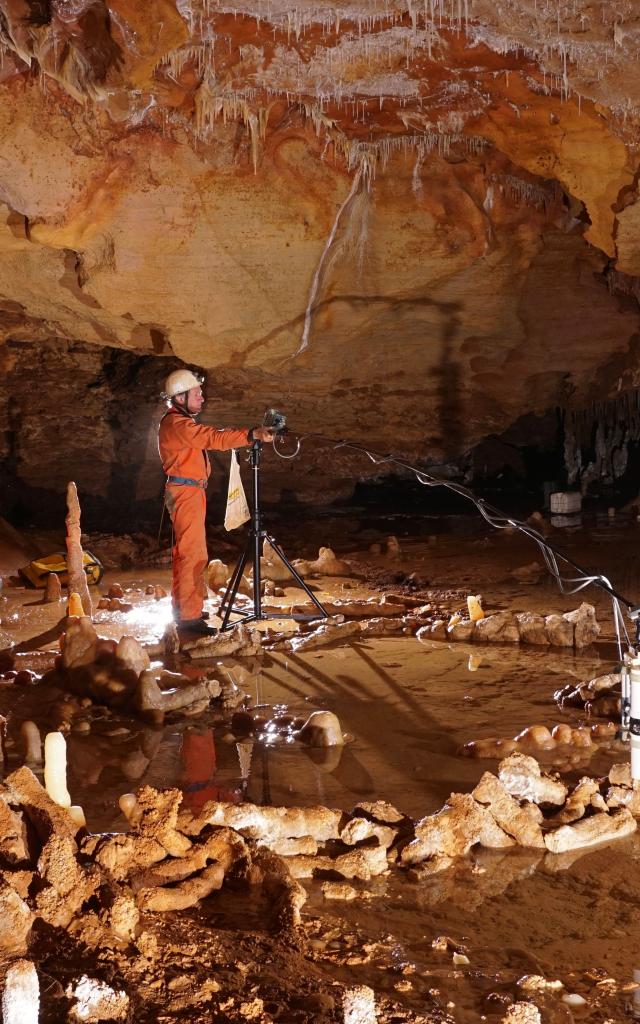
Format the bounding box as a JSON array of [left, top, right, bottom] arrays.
[[1, 513, 640, 1021]]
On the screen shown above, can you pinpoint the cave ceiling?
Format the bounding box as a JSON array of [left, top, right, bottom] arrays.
[[1, 1, 640, 509]]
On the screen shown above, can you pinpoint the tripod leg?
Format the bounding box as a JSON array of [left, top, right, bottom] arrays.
[[265, 535, 329, 618], [253, 517, 262, 619], [219, 544, 250, 632]]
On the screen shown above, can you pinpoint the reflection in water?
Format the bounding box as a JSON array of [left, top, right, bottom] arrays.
[[0, 634, 612, 831], [1, 536, 639, 1021], [180, 730, 242, 812]]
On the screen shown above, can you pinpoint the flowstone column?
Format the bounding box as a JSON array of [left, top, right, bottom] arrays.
[[65, 481, 93, 617]]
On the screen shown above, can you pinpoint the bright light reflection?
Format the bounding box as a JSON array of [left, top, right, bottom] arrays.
[[117, 599, 173, 632]]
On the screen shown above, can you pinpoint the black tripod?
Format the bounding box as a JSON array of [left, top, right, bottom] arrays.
[[218, 441, 329, 631]]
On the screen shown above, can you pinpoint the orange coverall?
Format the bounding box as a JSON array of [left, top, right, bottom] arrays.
[[158, 408, 250, 621]]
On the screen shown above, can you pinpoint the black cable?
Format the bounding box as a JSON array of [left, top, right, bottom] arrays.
[[273, 429, 638, 656]]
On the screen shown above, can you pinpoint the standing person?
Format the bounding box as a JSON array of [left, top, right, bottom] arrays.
[[158, 368, 274, 636]]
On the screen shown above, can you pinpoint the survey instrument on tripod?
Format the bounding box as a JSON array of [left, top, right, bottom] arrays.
[[218, 413, 328, 631]]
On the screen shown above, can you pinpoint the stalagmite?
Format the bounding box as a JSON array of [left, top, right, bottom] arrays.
[[0, 883, 33, 955], [44, 731, 71, 808], [67, 592, 85, 618], [299, 710, 344, 747], [136, 862, 225, 911], [68, 806, 86, 829], [472, 773, 545, 848], [544, 808, 636, 853], [5, 766, 79, 840], [498, 753, 567, 805], [1, 960, 39, 1024], [181, 800, 345, 843], [116, 636, 150, 676], [119, 793, 141, 824], [66, 977, 129, 1023], [43, 572, 62, 603], [467, 595, 484, 621], [20, 721, 42, 764], [65, 482, 92, 618], [343, 985, 377, 1024], [207, 558, 230, 589], [500, 1005, 541, 1024]]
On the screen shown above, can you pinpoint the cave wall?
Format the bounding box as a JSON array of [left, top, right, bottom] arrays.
[[1, 1, 640, 521]]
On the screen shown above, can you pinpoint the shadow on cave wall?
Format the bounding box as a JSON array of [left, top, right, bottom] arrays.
[[429, 300, 464, 456]]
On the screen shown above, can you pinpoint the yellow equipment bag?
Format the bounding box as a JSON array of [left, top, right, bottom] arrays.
[[19, 550, 104, 588]]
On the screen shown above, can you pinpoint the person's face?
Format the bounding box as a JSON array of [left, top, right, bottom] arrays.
[[180, 385, 204, 414]]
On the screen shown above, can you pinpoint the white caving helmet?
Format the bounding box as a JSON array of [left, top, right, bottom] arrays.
[[163, 369, 204, 400]]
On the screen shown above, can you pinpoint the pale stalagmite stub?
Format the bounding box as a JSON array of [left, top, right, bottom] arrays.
[[43, 571, 62, 604], [65, 481, 93, 618], [343, 985, 377, 1024], [2, 960, 39, 1024]]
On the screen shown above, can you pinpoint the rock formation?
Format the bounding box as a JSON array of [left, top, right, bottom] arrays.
[[1, 2, 640, 517]]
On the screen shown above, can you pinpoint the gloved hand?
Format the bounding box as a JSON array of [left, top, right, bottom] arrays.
[[251, 426, 276, 442]]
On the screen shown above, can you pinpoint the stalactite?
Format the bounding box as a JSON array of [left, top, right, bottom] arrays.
[[489, 173, 563, 211], [606, 268, 640, 303], [563, 389, 640, 490], [154, 41, 216, 82]]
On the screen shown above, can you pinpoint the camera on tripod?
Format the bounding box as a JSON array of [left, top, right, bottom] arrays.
[[219, 404, 327, 630], [263, 408, 287, 433]]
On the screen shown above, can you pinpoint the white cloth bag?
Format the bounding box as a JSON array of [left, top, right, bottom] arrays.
[[224, 449, 250, 530]]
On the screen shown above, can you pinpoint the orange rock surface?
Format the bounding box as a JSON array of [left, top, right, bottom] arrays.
[[0, 1, 639, 503]]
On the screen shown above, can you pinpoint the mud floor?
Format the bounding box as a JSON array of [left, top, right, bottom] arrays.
[[1, 512, 639, 1022]]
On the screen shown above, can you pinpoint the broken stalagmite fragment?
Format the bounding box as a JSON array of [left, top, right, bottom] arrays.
[[0, 884, 34, 956], [20, 720, 42, 765], [467, 595, 484, 621], [61, 617, 98, 669], [119, 793, 140, 825], [401, 792, 514, 865], [67, 976, 129, 1023], [2, 960, 39, 1024], [136, 669, 221, 714], [207, 559, 230, 590], [298, 710, 344, 747], [474, 612, 519, 643], [292, 546, 354, 577], [4, 766, 79, 842], [43, 572, 62, 603], [343, 985, 377, 1024], [562, 602, 600, 649], [554, 778, 602, 824], [116, 635, 150, 676], [515, 612, 549, 645], [44, 731, 71, 808], [544, 614, 574, 646], [65, 481, 92, 618], [472, 773, 545, 848], [136, 862, 225, 912], [181, 800, 344, 844], [67, 592, 85, 618], [497, 753, 567, 806], [544, 808, 636, 853]]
